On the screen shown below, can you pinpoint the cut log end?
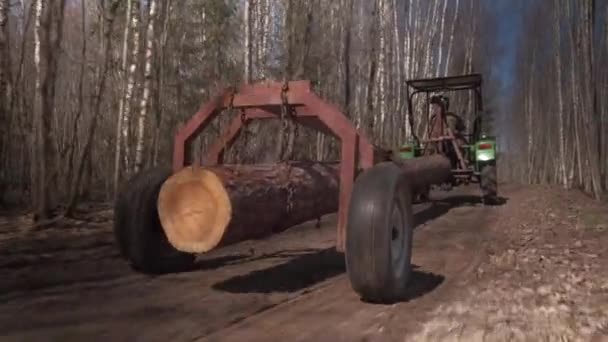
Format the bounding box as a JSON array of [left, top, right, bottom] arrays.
[[157, 166, 232, 254]]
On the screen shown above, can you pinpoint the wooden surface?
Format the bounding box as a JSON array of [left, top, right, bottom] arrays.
[[158, 162, 340, 253]]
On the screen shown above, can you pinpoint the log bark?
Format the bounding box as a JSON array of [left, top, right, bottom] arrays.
[[157, 161, 339, 253], [394, 154, 452, 193]]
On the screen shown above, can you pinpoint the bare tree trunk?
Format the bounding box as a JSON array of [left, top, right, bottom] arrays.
[[553, 0, 567, 188], [31, 0, 43, 214], [444, 0, 459, 76], [365, 0, 379, 140], [66, 0, 87, 194], [113, 0, 133, 194], [121, 0, 140, 174], [464, 2, 477, 126], [436, 0, 448, 77], [0, 0, 10, 189], [565, 0, 583, 187], [285, 1, 313, 159], [274, 0, 292, 160], [244, 0, 251, 83], [343, 0, 353, 116], [526, 47, 536, 183], [260, 0, 269, 78], [152, 0, 172, 167], [32, 0, 66, 219], [422, 0, 440, 78], [67, 0, 119, 215], [377, 0, 386, 142], [252, 0, 261, 79], [603, 4, 608, 188], [580, 0, 602, 198], [391, 0, 401, 145], [134, 0, 158, 173]]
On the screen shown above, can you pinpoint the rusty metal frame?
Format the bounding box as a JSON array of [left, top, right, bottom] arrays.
[[172, 80, 374, 252]]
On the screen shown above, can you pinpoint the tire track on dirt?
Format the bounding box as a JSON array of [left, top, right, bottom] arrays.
[[198, 189, 498, 342], [0, 187, 501, 342]]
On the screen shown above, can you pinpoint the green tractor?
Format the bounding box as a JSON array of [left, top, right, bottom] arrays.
[[397, 73, 498, 203]]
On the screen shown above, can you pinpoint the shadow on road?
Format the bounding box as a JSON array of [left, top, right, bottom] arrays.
[[191, 248, 324, 272], [403, 267, 444, 301], [196, 193, 504, 296], [211, 248, 444, 303], [212, 248, 344, 293], [361, 265, 445, 305], [415, 194, 508, 228], [196, 194, 509, 274]]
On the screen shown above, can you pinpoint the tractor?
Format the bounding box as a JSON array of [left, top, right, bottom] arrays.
[[396, 73, 498, 203]]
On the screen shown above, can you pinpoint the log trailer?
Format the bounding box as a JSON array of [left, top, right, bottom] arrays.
[[114, 76, 497, 303]]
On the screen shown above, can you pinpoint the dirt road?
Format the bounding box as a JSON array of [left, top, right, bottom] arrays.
[[0, 184, 606, 341]]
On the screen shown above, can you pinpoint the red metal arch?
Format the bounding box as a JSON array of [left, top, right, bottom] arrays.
[[172, 80, 375, 251]]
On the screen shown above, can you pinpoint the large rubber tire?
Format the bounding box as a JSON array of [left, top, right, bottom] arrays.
[[113, 167, 196, 274], [480, 162, 498, 204], [345, 162, 414, 303]]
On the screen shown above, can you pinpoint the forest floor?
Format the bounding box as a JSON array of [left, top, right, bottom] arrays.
[[0, 184, 607, 341]]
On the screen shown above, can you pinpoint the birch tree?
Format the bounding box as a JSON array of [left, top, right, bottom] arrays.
[[113, 0, 133, 194], [134, 0, 158, 172], [0, 0, 10, 188], [244, 0, 251, 83], [31, 0, 66, 219], [32, 0, 44, 216], [444, 0, 459, 76], [436, 0, 448, 77], [0, 0, 525, 209], [120, 0, 140, 174], [67, 0, 121, 214], [508, 0, 607, 198], [553, 0, 566, 187]]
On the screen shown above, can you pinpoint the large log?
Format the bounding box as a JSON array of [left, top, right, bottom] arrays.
[[157, 161, 339, 254], [397, 154, 452, 192]]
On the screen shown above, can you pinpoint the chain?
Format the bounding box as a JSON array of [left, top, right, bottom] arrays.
[[224, 88, 236, 164], [286, 107, 299, 216], [290, 110, 299, 160], [280, 80, 289, 162], [238, 108, 248, 163], [278, 81, 296, 213]]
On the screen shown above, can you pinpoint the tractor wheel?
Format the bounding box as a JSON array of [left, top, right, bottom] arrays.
[[345, 162, 414, 303], [113, 167, 196, 274], [480, 162, 498, 204]]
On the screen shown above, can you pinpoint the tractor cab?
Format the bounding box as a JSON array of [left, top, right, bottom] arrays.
[[399, 73, 498, 201]]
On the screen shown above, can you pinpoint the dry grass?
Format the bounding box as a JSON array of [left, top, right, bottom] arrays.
[[408, 186, 608, 342]]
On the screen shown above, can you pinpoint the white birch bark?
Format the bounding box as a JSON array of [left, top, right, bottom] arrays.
[[444, 0, 459, 76], [436, 0, 448, 77], [526, 48, 536, 183], [261, 0, 270, 77], [604, 4, 608, 185], [566, 0, 583, 186], [244, 0, 251, 83], [404, 0, 412, 79], [121, 1, 140, 172], [390, 0, 401, 144], [134, 0, 158, 172], [32, 0, 43, 212], [113, 0, 132, 193], [378, 0, 386, 141], [252, 0, 260, 79], [0, 0, 9, 173], [422, 0, 439, 78]]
